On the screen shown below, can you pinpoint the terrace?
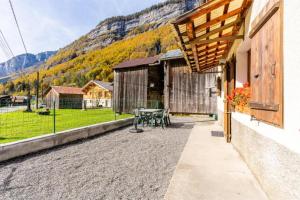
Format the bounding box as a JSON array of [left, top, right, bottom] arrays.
[[0, 116, 266, 199]]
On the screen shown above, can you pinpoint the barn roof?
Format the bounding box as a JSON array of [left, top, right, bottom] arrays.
[[51, 86, 84, 95], [172, 0, 252, 72], [160, 49, 184, 60], [82, 80, 113, 92], [113, 56, 160, 69]]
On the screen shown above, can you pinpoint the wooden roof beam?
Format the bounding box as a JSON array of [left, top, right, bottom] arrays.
[[173, 25, 193, 70], [199, 62, 220, 71], [198, 52, 225, 62], [194, 7, 242, 33], [199, 59, 220, 65], [199, 49, 226, 59], [173, 0, 235, 24], [197, 41, 228, 50], [198, 46, 227, 56], [190, 34, 244, 46], [194, 19, 241, 41], [200, 54, 224, 63], [187, 21, 200, 72], [199, 65, 220, 72]]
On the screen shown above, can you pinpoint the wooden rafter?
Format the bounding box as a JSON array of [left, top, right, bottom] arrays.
[[197, 42, 228, 51], [194, 8, 242, 33], [199, 52, 226, 62], [195, 19, 241, 41], [198, 47, 227, 57], [173, 0, 252, 72], [199, 63, 220, 72], [186, 21, 200, 71], [190, 35, 244, 45], [173, 0, 235, 24]]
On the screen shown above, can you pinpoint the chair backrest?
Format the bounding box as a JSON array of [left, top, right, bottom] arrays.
[[163, 109, 168, 117], [165, 108, 170, 116], [133, 109, 139, 117]]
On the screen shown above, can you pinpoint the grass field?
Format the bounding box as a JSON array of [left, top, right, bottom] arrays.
[[0, 108, 132, 144]]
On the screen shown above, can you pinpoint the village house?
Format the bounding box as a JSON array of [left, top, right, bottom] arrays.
[[82, 80, 113, 108], [43, 86, 84, 109], [172, 0, 300, 199], [11, 96, 28, 106]]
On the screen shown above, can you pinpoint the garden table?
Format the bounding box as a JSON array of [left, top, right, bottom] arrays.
[[139, 108, 163, 114], [138, 109, 164, 127]]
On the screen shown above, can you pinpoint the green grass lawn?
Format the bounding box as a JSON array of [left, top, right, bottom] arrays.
[[0, 108, 132, 144]]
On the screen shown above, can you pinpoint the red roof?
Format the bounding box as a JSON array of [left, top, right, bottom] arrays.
[[113, 56, 159, 69], [52, 86, 84, 95]]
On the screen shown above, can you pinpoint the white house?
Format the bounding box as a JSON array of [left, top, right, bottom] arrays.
[[173, 0, 300, 199]]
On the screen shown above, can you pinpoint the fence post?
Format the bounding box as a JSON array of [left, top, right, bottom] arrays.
[[53, 101, 56, 133]]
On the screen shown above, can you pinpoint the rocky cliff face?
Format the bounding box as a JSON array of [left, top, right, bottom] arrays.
[[0, 51, 56, 77], [64, 0, 203, 52]]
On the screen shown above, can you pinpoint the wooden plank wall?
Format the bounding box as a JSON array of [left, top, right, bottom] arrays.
[[113, 67, 148, 113], [167, 59, 217, 114]]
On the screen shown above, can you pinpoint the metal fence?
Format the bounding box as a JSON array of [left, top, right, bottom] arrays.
[[0, 98, 167, 144], [0, 98, 132, 144]]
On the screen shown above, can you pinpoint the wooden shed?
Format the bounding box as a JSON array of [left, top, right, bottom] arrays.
[[113, 56, 164, 113], [113, 50, 218, 114], [43, 86, 84, 109], [161, 49, 217, 114]]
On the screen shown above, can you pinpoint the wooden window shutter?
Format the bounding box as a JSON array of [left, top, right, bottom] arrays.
[[249, 0, 283, 127]]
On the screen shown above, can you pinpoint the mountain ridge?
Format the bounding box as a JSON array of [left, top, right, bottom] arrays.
[[0, 51, 57, 77], [50, 0, 201, 67]]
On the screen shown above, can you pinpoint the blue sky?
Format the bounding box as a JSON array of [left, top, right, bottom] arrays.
[[0, 0, 163, 63]]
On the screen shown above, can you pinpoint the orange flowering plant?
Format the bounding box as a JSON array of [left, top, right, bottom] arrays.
[[226, 82, 251, 112]]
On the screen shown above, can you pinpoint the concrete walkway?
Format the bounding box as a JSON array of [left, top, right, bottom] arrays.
[[164, 119, 268, 200]]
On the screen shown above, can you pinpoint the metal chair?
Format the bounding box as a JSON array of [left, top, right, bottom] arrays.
[[165, 108, 171, 126], [154, 110, 167, 129]]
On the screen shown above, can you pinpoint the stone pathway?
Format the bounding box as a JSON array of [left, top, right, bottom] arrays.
[[164, 119, 269, 200]]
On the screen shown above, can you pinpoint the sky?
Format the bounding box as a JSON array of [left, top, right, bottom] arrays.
[[0, 0, 164, 63]]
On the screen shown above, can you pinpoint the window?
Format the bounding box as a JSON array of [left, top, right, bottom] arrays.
[[249, 0, 283, 127]]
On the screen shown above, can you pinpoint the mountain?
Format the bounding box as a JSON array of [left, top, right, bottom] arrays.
[[0, 51, 57, 77], [0, 0, 204, 94], [46, 0, 202, 68]]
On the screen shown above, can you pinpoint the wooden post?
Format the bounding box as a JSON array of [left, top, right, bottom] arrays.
[[36, 71, 39, 110], [164, 61, 170, 110]]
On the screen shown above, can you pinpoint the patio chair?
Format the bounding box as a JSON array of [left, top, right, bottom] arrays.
[[139, 108, 150, 126], [154, 110, 167, 129], [134, 108, 151, 126], [133, 109, 141, 125], [164, 108, 171, 126]]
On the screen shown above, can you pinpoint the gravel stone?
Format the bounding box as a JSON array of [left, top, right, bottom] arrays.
[[0, 117, 194, 200]]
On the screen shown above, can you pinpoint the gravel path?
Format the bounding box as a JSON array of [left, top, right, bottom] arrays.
[[0, 117, 194, 200]]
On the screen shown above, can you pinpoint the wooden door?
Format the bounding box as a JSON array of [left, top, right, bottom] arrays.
[[224, 56, 236, 142]]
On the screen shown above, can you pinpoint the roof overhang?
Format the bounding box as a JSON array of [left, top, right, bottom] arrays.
[[172, 0, 252, 72]]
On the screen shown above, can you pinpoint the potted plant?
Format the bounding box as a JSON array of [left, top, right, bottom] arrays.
[[227, 83, 251, 114]]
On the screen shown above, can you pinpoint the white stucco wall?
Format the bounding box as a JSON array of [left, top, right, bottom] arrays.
[[217, 0, 300, 154], [215, 1, 300, 198], [283, 0, 300, 135]]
